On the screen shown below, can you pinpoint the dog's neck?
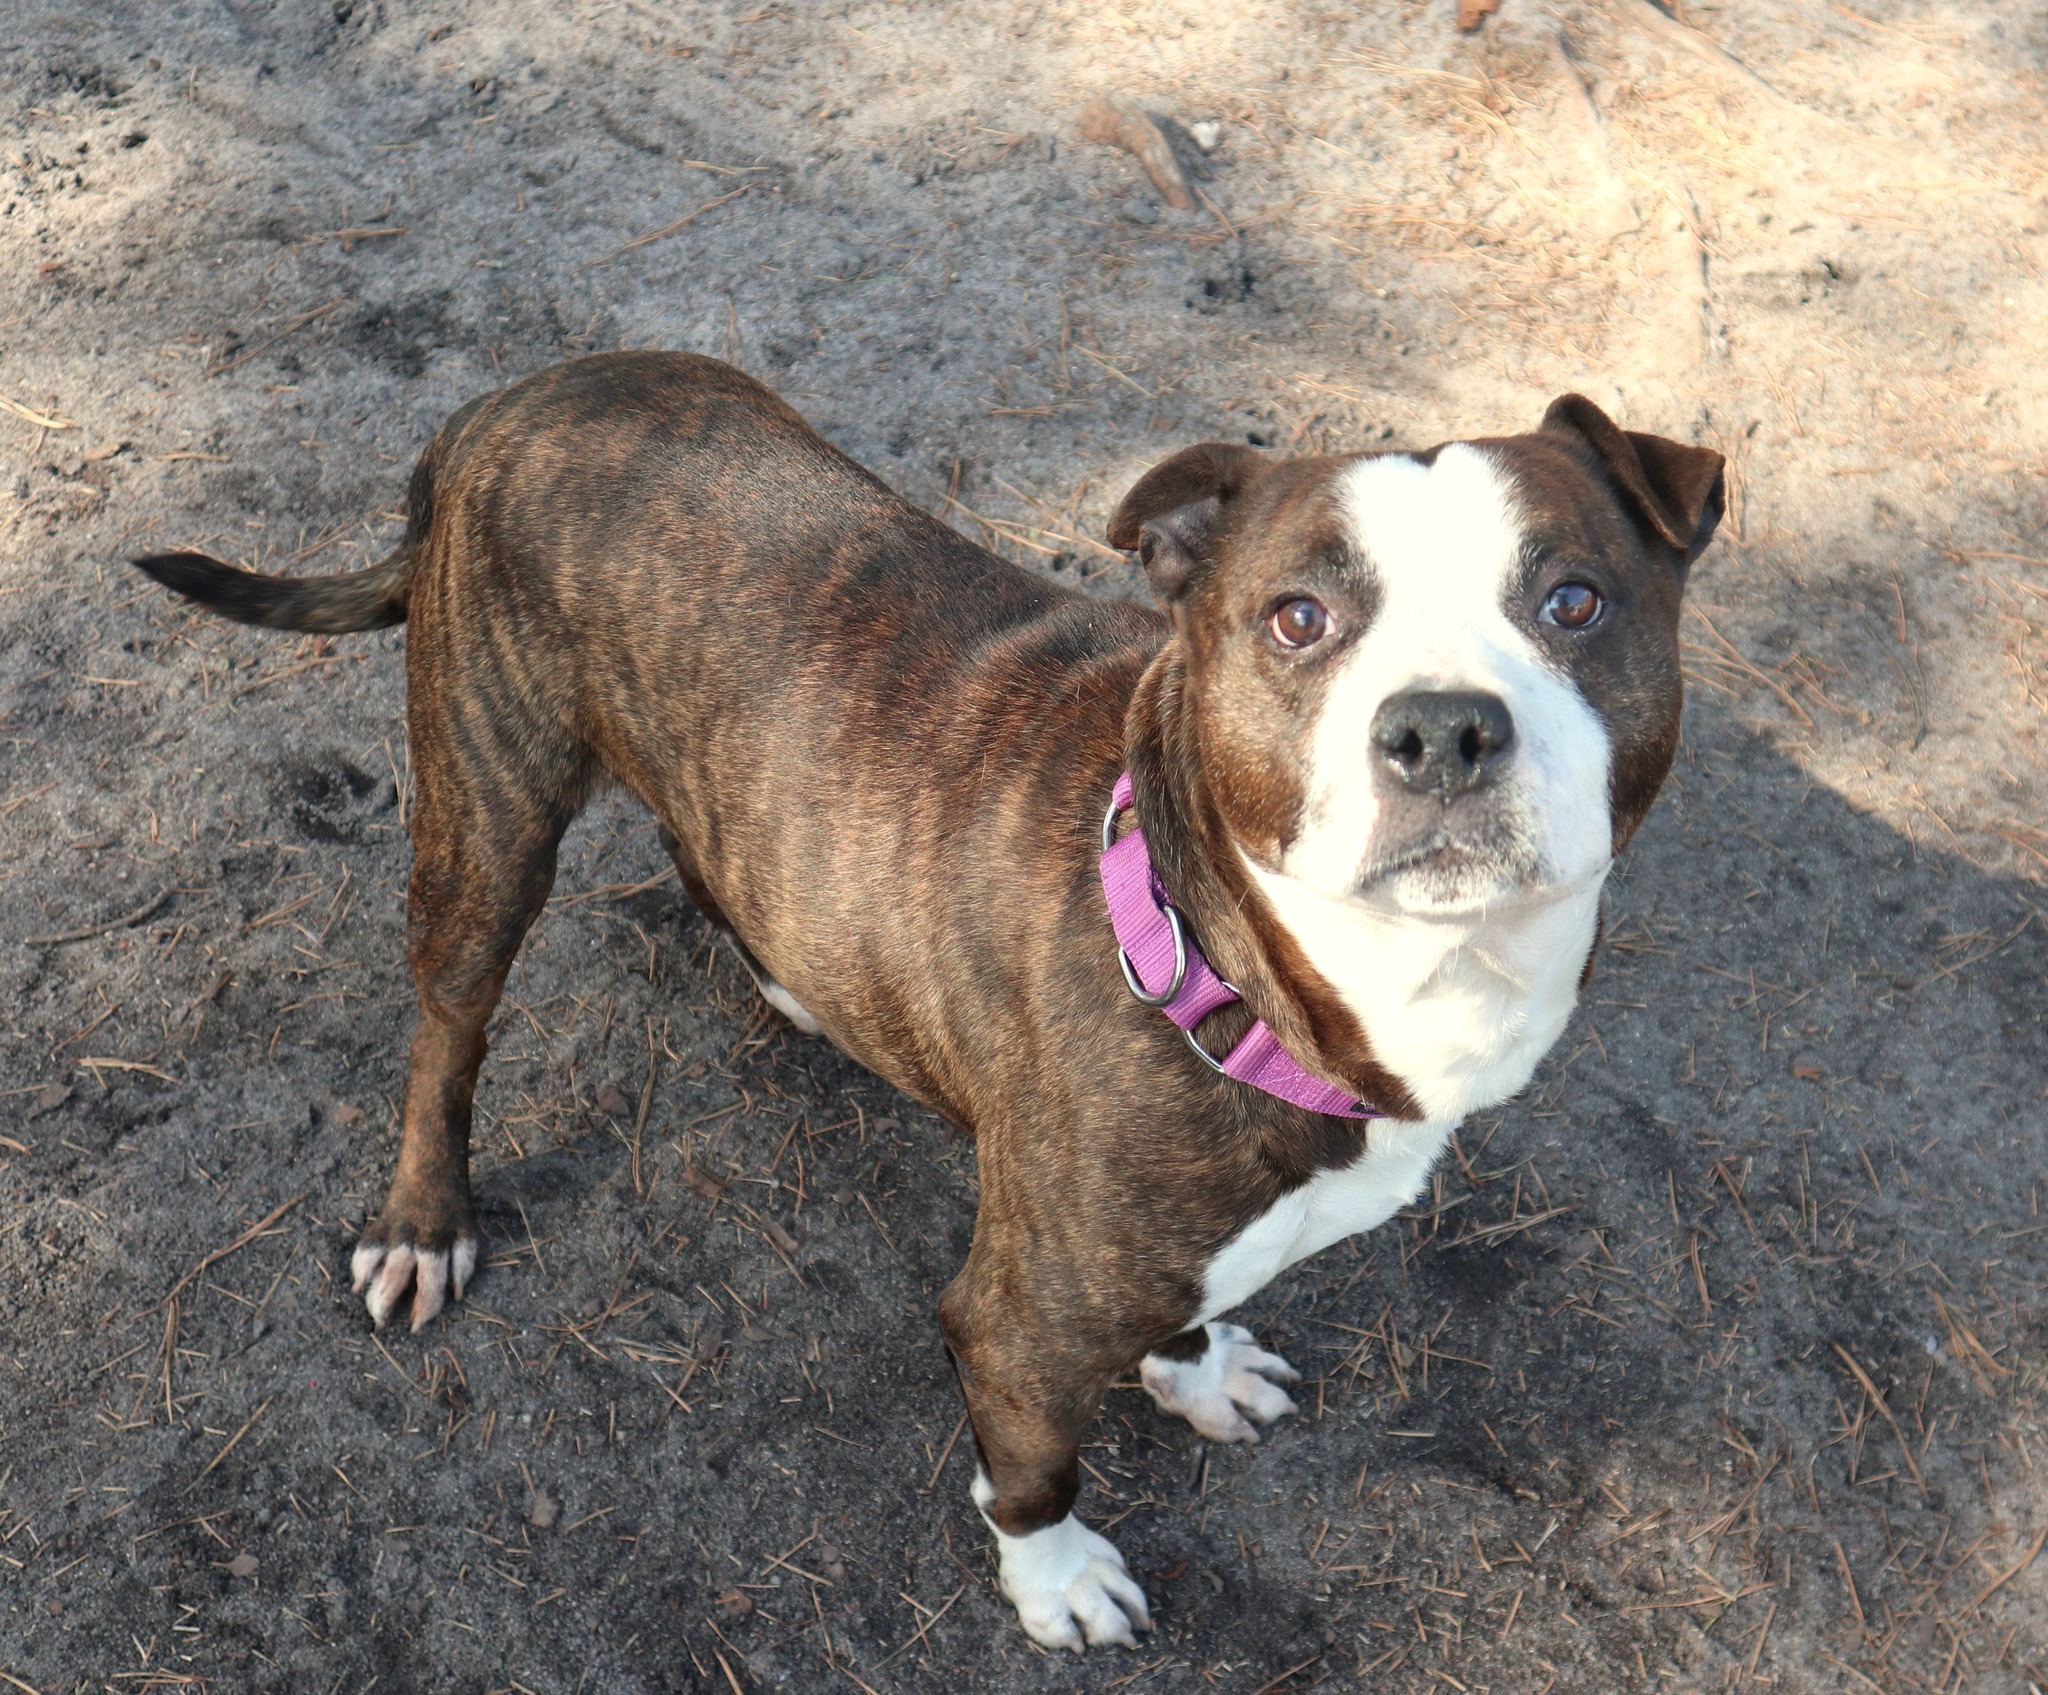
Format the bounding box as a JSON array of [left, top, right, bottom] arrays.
[[1241, 860, 1603, 1125], [1124, 649, 1603, 1127], [1125, 651, 1421, 1121]]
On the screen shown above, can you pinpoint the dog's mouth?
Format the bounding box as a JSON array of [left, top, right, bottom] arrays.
[[1353, 820, 1550, 912], [1278, 783, 1610, 918]]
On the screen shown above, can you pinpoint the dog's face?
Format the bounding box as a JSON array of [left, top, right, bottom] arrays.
[[1110, 396, 1724, 919]]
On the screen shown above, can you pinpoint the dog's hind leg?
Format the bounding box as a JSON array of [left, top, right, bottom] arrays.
[[352, 669, 592, 1331]]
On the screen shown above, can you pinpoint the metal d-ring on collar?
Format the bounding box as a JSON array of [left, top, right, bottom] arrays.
[[1102, 788, 1188, 1008], [1180, 1023, 1229, 1074]]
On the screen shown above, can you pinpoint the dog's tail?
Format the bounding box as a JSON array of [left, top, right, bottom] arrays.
[[130, 425, 456, 633], [132, 544, 414, 633]]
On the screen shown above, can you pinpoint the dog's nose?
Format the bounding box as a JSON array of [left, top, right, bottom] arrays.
[[1370, 689, 1516, 797]]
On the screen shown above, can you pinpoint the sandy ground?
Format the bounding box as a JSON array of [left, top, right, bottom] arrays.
[[3, 1, 2047, 1691]]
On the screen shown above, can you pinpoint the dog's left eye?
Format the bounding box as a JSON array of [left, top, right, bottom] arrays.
[[1270, 597, 1330, 649], [1540, 582, 1604, 630]]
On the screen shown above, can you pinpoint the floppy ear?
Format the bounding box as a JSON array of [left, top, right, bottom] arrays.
[[1541, 394, 1725, 565], [1106, 441, 1266, 604]]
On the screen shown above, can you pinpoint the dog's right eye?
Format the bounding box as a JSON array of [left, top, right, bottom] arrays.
[[1269, 597, 1330, 649]]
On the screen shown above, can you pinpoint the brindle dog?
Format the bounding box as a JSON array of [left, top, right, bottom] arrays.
[[136, 353, 1721, 1650]]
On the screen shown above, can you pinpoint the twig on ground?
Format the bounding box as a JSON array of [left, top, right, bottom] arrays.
[[585, 187, 751, 266], [184, 1395, 274, 1492], [0, 396, 76, 431], [21, 888, 171, 946], [159, 1192, 310, 1307], [1832, 1344, 1929, 1499], [206, 298, 346, 377], [1965, 1516, 2048, 1614], [632, 1018, 657, 1197], [922, 1409, 970, 1493], [548, 865, 678, 908]]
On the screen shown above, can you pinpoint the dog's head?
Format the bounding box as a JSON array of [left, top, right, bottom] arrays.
[[1109, 396, 1723, 918]]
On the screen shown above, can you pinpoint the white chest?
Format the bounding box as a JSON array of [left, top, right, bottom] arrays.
[[1197, 1120, 1454, 1322], [1248, 859, 1602, 1126]]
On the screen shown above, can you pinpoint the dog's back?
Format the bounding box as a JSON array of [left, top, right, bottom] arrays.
[[135, 348, 1163, 1153]]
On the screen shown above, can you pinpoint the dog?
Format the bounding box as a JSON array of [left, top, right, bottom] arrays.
[[135, 352, 1722, 1651]]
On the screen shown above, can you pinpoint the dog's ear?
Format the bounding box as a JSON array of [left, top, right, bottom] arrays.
[[1107, 442, 1267, 604], [1541, 395, 1725, 566]]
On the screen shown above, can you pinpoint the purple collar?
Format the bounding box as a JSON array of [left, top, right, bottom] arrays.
[[1098, 772, 1378, 1119]]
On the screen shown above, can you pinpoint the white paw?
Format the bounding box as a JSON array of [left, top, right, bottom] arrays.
[[350, 1235, 478, 1332], [973, 1474, 1150, 1652], [1140, 1322, 1300, 1444]]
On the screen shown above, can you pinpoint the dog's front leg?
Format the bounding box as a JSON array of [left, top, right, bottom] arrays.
[[940, 1268, 1151, 1653]]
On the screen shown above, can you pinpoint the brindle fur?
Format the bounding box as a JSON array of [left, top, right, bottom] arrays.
[[133, 351, 1721, 1541]]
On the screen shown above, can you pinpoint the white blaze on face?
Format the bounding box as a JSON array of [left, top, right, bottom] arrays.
[[1245, 445, 1617, 1124], [1285, 444, 1614, 904]]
